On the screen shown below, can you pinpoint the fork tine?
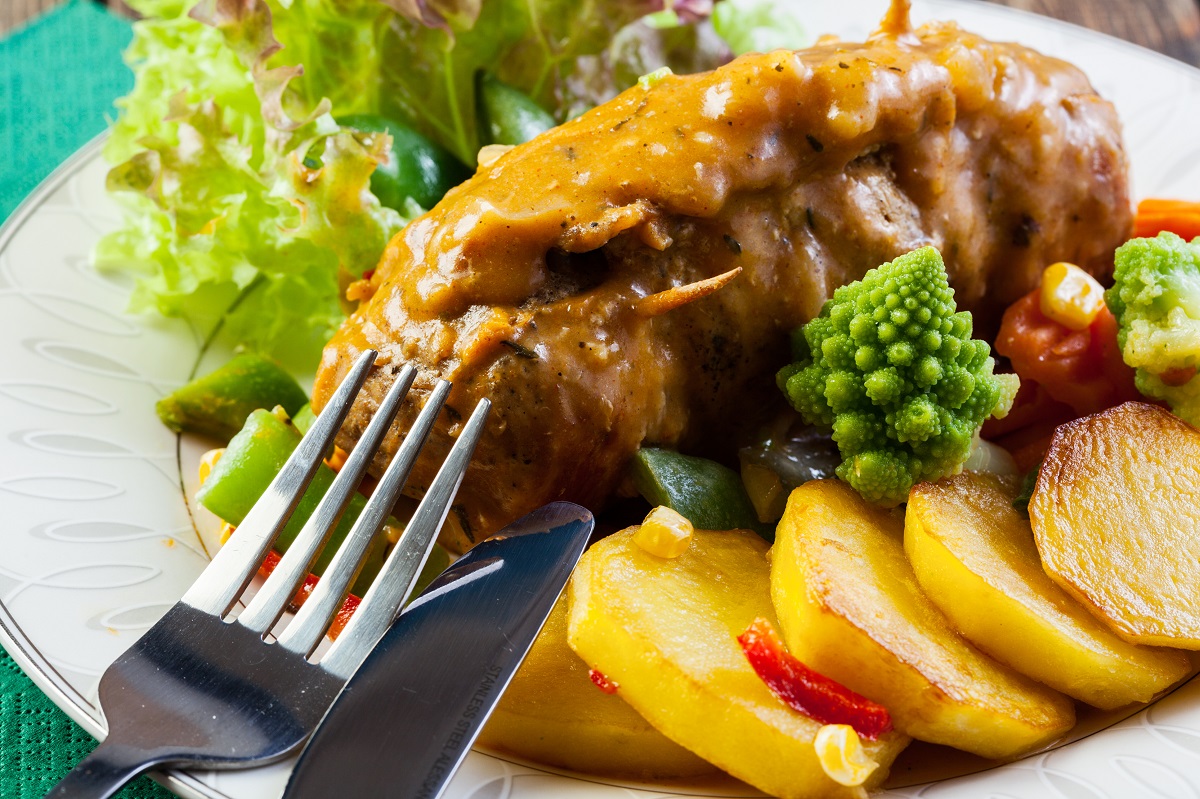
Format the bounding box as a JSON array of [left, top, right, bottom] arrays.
[[182, 350, 377, 617], [318, 396, 491, 680], [236, 363, 418, 635], [276, 378, 455, 658]]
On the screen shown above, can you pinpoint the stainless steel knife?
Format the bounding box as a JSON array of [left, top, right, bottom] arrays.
[[280, 501, 594, 799]]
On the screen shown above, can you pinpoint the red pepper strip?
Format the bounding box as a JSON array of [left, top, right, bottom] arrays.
[[738, 618, 892, 740], [257, 550, 361, 640], [589, 669, 619, 694]]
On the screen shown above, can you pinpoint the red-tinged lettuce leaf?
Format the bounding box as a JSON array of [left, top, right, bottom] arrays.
[[665, 0, 714, 22], [188, 0, 318, 133], [489, 0, 665, 99], [558, 17, 731, 121], [374, 1, 524, 165], [376, 0, 715, 164], [375, 0, 481, 31], [188, 0, 394, 134], [558, 0, 808, 119]]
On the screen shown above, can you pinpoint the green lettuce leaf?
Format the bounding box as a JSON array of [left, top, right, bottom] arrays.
[[559, 17, 730, 120], [711, 0, 808, 56], [98, 0, 406, 370], [376, 0, 729, 164], [98, 0, 735, 370]]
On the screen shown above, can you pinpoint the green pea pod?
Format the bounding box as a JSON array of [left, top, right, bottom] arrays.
[[475, 71, 556, 146], [631, 448, 773, 542], [339, 113, 471, 211], [197, 409, 446, 597], [156, 353, 308, 443]]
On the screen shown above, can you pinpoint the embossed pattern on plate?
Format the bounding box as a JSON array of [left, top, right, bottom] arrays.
[[2, 1, 1200, 797]]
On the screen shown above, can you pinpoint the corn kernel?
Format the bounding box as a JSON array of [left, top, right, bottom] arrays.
[[477, 144, 514, 168], [383, 521, 405, 546], [633, 506, 694, 558], [814, 724, 879, 788], [1040, 262, 1106, 331], [198, 448, 224, 486]]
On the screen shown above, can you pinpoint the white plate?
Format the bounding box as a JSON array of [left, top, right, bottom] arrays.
[[4, 1, 1200, 797]]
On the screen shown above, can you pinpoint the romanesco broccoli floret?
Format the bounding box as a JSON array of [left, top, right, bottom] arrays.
[[776, 246, 1019, 506], [1106, 232, 1200, 424]]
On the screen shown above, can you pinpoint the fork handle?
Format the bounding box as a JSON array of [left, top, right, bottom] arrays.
[[45, 740, 157, 799]]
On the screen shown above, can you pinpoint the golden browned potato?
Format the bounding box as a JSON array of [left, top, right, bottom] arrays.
[[1032, 402, 1200, 648], [476, 595, 717, 779], [567, 527, 910, 799], [772, 480, 1075, 759], [907, 471, 1191, 708]]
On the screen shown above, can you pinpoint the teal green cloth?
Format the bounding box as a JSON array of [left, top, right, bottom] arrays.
[[1, 5, 173, 796], [0, 0, 134, 219]]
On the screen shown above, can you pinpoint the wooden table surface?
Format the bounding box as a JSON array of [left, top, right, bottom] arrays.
[[2, 0, 1199, 65]]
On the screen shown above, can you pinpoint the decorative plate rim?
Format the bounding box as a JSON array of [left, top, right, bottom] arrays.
[[0, 135, 221, 799], [4, 3, 1200, 797]]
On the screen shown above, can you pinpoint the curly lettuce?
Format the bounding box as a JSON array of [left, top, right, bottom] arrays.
[[377, 0, 733, 164], [97, 0, 404, 369], [97, 0, 731, 369]]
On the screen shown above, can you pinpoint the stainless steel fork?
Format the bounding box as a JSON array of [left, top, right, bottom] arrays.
[[46, 350, 490, 799]]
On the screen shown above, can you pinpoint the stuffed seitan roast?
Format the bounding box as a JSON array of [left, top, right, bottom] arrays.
[[313, 0, 1132, 550]]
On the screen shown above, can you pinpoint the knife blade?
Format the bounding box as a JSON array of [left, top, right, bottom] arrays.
[[281, 500, 594, 799]]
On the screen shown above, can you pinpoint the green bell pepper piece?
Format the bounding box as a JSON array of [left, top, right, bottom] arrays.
[[292, 403, 317, 435], [197, 409, 448, 597], [156, 353, 308, 443], [631, 448, 773, 542], [475, 72, 556, 146], [339, 113, 470, 211]]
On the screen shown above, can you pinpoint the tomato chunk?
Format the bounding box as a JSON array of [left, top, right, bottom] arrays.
[[995, 288, 1138, 417]]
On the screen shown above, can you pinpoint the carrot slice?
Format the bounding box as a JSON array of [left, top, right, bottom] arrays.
[[1133, 198, 1200, 240]]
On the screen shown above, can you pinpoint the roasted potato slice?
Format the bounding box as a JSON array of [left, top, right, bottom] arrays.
[[907, 471, 1191, 708], [1032, 402, 1200, 648], [772, 480, 1075, 759], [476, 595, 716, 779], [567, 527, 910, 799]]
